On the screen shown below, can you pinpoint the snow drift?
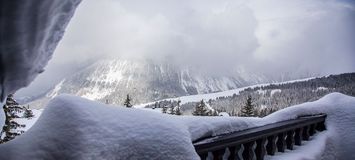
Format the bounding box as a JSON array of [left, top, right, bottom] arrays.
[[0, 93, 354, 159]]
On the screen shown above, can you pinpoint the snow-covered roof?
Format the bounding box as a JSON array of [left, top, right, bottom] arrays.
[[0, 93, 354, 159]]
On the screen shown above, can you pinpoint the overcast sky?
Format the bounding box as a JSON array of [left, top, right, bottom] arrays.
[[17, 0, 355, 97]]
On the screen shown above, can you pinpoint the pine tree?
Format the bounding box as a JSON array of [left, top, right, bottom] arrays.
[[23, 106, 34, 119], [192, 100, 209, 116], [1, 94, 26, 143], [240, 96, 255, 117], [162, 106, 167, 114], [123, 94, 133, 108], [175, 100, 182, 115], [207, 110, 213, 116], [153, 102, 158, 109], [169, 105, 175, 115]]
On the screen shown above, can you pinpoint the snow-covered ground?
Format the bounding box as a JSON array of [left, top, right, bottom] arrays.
[[0, 92, 354, 159]]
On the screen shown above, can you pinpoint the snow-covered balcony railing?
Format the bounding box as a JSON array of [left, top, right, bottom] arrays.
[[193, 114, 327, 160]]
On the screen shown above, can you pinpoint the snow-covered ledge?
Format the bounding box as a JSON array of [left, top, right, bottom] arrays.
[[0, 0, 81, 130], [0, 101, 4, 128], [0, 93, 354, 159]]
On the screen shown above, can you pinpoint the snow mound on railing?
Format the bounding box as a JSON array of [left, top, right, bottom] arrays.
[[264, 92, 355, 160], [0, 95, 199, 159], [0, 93, 354, 159]]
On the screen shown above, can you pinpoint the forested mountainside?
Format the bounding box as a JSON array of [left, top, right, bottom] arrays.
[[145, 73, 355, 116]]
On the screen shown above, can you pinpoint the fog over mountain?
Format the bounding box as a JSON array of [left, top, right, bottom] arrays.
[[26, 59, 272, 107], [16, 0, 355, 97]]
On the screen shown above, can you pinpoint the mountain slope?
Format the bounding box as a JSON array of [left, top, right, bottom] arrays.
[[28, 59, 275, 108]]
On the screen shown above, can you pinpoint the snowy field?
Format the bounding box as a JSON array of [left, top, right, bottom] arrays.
[[0, 92, 354, 159]]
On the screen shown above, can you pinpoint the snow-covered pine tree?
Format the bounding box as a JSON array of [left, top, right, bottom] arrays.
[[175, 106, 182, 115], [207, 110, 213, 116], [169, 105, 175, 115], [240, 96, 255, 117], [153, 102, 158, 109], [0, 94, 26, 143], [23, 106, 34, 119], [192, 100, 209, 116], [175, 100, 182, 115], [162, 106, 167, 114], [123, 94, 133, 108]]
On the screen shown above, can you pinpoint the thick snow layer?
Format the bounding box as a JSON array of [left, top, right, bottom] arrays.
[[0, 0, 81, 102], [0, 93, 354, 159], [0, 95, 201, 160], [0, 101, 4, 129]]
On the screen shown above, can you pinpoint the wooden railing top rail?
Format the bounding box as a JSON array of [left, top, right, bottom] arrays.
[[194, 114, 327, 156]]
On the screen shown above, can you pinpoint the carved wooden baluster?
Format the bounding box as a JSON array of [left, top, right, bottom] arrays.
[[194, 115, 328, 160], [316, 122, 326, 131], [213, 149, 225, 160], [228, 144, 242, 160], [286, 130, 295, 150], [228, 146, 236, 160], [309, 124, 316, 136], [242, 141, 255, 160], [198, 152, 208, 160], [277, 132, 286, 152], [294, 128, 303, 146], [255, 138, 266, 160], [266, 135, 277, 155], [302, 126, 310, 141]]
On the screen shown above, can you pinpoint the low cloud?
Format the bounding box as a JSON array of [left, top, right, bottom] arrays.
[[57, 0, 355, 74], [17, 0, 355, 96]]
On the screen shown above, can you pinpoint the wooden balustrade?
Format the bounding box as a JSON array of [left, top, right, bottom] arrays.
[[193, 114, 327, 160]]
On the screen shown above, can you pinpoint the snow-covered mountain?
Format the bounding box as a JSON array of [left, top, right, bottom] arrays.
[[28, 59, 279, 108]]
